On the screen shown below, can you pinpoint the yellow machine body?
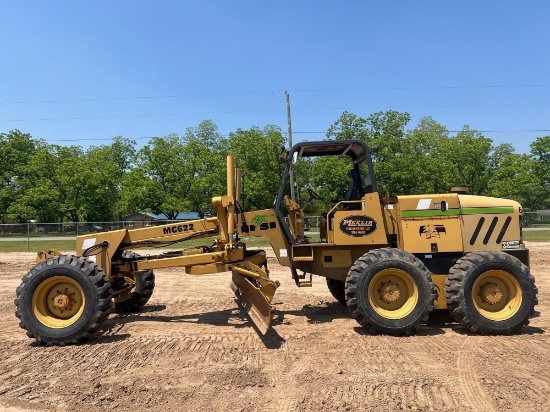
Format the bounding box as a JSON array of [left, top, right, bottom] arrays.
[[29, 139, 531, 339]]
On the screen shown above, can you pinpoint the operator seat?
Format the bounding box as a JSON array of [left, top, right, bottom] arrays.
[[345, 168, 362, 201]]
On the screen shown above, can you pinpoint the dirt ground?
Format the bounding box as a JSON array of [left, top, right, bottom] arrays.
[[0, 244, 549, 412]]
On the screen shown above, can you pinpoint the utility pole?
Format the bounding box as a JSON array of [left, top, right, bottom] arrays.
[[285, 90, 295, 201]]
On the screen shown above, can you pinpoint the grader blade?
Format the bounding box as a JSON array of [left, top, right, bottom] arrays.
[[230, 272, 279, 334]]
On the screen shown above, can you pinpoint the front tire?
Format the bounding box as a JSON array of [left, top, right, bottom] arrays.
[[445, 251, 537, 334], [14, 255, 112, 345], [346, 248, 435, 335]]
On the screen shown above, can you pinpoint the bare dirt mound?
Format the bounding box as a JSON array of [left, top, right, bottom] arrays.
[[0, 244, 548, 411]]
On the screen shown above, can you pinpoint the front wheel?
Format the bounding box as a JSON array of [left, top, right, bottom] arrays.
[[346, 248, 435, 336], [14, 255, 112, 345], [445, 251, 537, 334]]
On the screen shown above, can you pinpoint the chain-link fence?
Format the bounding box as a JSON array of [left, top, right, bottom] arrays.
[[0, 220, 192, 238], [523, 212, 550, 227], [0, 212, 546, 241]]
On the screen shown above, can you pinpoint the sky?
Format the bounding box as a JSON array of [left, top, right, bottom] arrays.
[[0, 1, 549, 154]]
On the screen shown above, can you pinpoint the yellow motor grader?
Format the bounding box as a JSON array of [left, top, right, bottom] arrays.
[[15, 140, 538, 345]]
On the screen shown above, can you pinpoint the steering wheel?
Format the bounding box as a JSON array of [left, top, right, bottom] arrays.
[[307, 188, 322, 201]]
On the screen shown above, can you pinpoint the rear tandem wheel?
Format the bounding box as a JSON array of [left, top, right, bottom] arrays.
[[445, 250, 537, 334]]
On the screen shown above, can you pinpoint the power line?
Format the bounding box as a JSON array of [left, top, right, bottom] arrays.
[[294, 129, 550, 134], [0, 90, 284, 105], [27, 128, 550, 144], [0, 84, 547, 105], [306, 102, 550, 110], [38, 133, 233, 143], [0, 109, 284, 123], [291, 84, 549, 92], [2, 101, 549, 123]]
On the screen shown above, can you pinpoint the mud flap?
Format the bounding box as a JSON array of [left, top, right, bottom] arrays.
[[230, 271, 280, 334]]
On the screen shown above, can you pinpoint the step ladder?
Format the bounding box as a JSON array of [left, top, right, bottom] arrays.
[[291, 245, 314, 287], [291, 266, 312, 287]]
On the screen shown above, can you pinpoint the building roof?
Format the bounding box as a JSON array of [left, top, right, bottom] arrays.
[[125, 211, 199, 220]]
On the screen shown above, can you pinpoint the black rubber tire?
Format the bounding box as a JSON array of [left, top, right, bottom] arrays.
[[326, 278, 347, 305], [14, 255, 112, 345], [346, 248, 435, 336], [445, 250, 537, 335], [113, 251, 155, 313]]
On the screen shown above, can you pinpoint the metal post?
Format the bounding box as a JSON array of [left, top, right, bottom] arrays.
[[227, 156, 235, 244], [27, 222, 30, 252], [285, 90, 295, 201]]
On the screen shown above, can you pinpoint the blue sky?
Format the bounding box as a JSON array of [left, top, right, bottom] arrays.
[[0, 1, 548, 153]]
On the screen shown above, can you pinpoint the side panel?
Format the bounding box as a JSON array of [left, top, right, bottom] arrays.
[[330, 193, 389, 246], [293, 244, 377, 281], [238, 209, 292, 266], [458, 196, 521, 253], [401, 217, 463, 254], [398, 194, 463, 254]]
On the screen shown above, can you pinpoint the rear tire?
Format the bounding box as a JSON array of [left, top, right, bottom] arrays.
[[326, 278, 346, 305], [113, 252, 155, 313], [346, 248, 435, 335], [14, 255, 112, 345], [445, 251, 537, 334]]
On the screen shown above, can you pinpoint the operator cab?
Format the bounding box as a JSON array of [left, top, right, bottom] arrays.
[[275, 140, 380, 245]]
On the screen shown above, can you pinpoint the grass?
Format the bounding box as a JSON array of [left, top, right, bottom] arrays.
[[523, 230, 550, 242], [1, 230, 548, 253], [0, 240, 77, 253]]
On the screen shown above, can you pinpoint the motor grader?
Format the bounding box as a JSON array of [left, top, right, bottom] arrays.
[[15, 140, 538, 345]]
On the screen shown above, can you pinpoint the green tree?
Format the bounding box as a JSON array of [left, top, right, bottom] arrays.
[[119, 134, 195, 220], [0, 130, 36, 223], [530, 136, 550, 208], [229, 125, 286, 210], [11, 143, 89, 222], [488, 153, 543, 210], [439, 126, 493, 195], [183, 120, 228, 218], [390, 117, 451, 195], [85, 137, 136, 221], [119, 121, 228, 220], [327, 110, 412, 195]]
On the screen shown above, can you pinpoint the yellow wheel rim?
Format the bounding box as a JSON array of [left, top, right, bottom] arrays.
[[32, 276, 85, 328], [368, 268, 419, 319], [472, 270, 522, 321], [112, 273, 136, 303]]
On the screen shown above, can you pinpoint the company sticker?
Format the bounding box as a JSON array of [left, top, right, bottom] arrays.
[[339, 215, 377, 237], [502, 240, 520, 249], [252, 215, 266, 226]]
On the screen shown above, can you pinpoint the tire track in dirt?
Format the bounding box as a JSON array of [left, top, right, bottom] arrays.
[[1, 245, 548, 411], [294, 378, 461, 411], [456, 336, 496, 412], [261, 327, 463, 411]]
